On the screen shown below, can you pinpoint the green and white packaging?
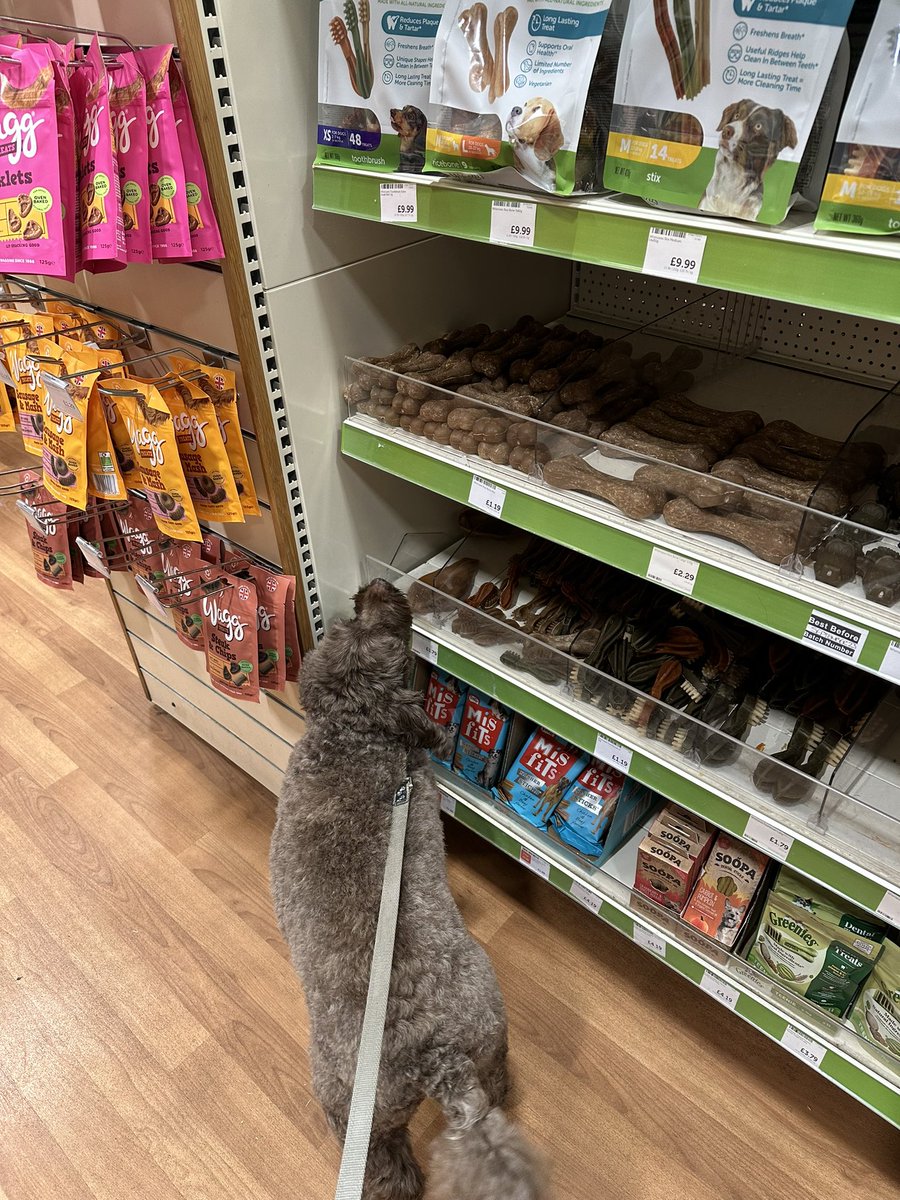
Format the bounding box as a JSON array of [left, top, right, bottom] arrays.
[[316, 1, 444, 173], [850, 938, 900, 1061], [604, 0, 853, 224], [816, 0, 900, 235]]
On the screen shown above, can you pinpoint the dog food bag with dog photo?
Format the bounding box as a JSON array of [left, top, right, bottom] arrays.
[[316, 0, 443, 174], [423, 668, 468, 767], [71, 37, 127, 269], [495, 728, 589, 827], [605, 0, 852, 224], [19, 468, 74, 590], [428, 0, 618, 193], [452, 688, 510, 789], [201, 569, 260, 703], [816, 0, 900, 235], [550, 761, 625, 856], [682, 831, 768, 947], [110, 52, 152, 263], [135, 45, 190, 259]]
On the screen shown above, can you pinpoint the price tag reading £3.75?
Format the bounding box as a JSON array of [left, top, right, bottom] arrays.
[[490, 200, 537, 247], [379, 181, 417, 223], [468, 475, 506, 517], [642, 227, 707, 283]]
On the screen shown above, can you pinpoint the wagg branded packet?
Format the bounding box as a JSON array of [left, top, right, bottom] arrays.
[[605, 0, 852, 224], [135, 45, 190, 258], [72, 37, 126, 268], [171, 59, 224, 258], [110, 51, 151, 263], [201, 569, 260, 702]]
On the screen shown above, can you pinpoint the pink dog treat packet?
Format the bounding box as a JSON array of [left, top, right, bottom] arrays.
[[0, 44, 67, 275], [49, 52, 79, 280], [71, 37, 126, 268], [135, 45, 189, 259], [171, 59, 223, 261], [109, 52, 151, 264]]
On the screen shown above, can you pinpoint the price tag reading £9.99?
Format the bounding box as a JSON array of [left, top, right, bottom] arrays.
[[642, 227, 707, 283], [468, 475, 506, 517], [741, 815, 794, 863], [490, 200, 537, 247], [379, 182, 417, 223], [700, 969, 739, 1010], [646, 546, 699, 596]]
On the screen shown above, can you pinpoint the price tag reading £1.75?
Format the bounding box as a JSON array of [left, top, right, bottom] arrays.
[[642, 227, 707, 283], [490, 200, 537, 247], [468, 475, 506, 517], [379, 182, 417, 223]]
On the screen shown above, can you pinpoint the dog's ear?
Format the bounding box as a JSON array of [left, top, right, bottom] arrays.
[[717, 99, 754, 130], [535, 110, 563, 162], [779, 113, 798, 152]]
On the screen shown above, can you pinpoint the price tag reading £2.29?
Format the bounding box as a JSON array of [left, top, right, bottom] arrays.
[[379, 182, 417, 223], [642, 227, 707, 283], [646, 546, 699, 596], [468, 474, 506, 517], [490, 200, 537, 247]]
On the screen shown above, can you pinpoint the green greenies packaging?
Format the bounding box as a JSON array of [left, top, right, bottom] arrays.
[[816, 0, 900, 235], [771, 867, 887, 943], [316, 1, 444, 173], [605, 0, 852, 224], [849, 937, 900, 1062], [427, 1, 614, 194]]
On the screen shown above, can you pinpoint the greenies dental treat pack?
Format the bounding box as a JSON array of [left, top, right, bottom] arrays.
[[816, 0, 900, 235], [427, 0, 618, 193], [316, 1, 444, 173], [849, 936, 900, 1062], [605, 0, 852, 224]]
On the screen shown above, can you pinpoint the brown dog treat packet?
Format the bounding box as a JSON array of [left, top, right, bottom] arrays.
[[115, 498, 165, 586], [200, 568, 260, 702], [75, 505, 109, 578], [19, 468, 73, 590], [162, 539, 205, 651], [247, 564, 290, 692], [200, 531, 224, 564], [283, 574, 302, 682]]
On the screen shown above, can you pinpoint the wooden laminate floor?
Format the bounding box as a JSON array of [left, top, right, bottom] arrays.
[[0, 485, 898, 1199]]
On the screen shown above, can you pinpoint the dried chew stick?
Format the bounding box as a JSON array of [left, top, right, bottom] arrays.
[[601, 423, 712, 472], [542, 455, 667, 520], [654, 392, 763, 439], [634, 463, 741, 509], [662, 498, 796, 564]]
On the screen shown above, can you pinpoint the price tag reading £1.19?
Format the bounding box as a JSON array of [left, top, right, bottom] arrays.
[[594, 732, 633, 775], [490, 200, 537, 247], [379, 182, 417, 223], [468, 475, 506, 517], [642, 227, 707, 283]]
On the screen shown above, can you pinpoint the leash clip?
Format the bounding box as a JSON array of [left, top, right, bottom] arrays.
[[392, 777, 412, 807]]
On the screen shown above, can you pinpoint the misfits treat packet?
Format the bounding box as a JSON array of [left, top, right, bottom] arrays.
[[605, 0, 851, 224], [428, 1, 615, 194], [171, 60, 224, 259], [247, 564, 291, 692], [816, 0, 900, 235], [159, 376, 242, 523], [110, 52, 151, 263], [19, 467, 73, 590], [135, 45, 190, 259], [316, 0, 443, 175], [201, 568, 260, 702], [423, 667, 467, 767], [72, 37, 126, 269], [452, 688, 510, 788], [495, 727, 589, 827], [550, 761, 624, 856]]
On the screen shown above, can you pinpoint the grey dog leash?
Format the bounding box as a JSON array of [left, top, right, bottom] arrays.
[[334, 772, 412, 1200]]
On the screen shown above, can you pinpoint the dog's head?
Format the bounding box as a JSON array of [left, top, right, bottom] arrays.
[[716, 99, 797, 168], [390, 106, 426, 139], [505, 97, 563, 162], [299, 578, 412, 722]]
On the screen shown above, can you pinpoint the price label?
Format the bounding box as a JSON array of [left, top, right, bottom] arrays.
[[593, 732, 633, 775], [876, 888, 900, 926], [135, 573, 170, 619], [519, 846, 551, 880], [468, 474, 506, 517], [700, 969, 739, 1010], [742, 815, 794, 862], [74, 536, 111, 579], [634, 923, 667, 958], [646, 546, 699, 596], [642, 227, 707, 283], [411, 631, 439, 665], [440, 792, 457, 818], [379, 182, 418, 223], [490, 200, 537, 247], [781, 1025, 826, 1069], [801, 610, 867, 664], [570, 880, 602, 915], [879, 640, 900, 683]]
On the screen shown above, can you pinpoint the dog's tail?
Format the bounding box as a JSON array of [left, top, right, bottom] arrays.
[[424, 1051, 543, 1200]]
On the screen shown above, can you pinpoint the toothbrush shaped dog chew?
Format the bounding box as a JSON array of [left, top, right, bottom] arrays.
[[329, 17, 360, 96], [344, 1, 372, 98], [358, 0, 374, 91]]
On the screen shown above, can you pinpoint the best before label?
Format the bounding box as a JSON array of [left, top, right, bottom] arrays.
[[801, 610, 867, 664]]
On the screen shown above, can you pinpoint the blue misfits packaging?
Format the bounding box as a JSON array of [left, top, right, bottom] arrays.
[[552, 761, 623, 856], [495, 727, 589, 828], [452, 688, 510, 789], [423, 667, 467, 768]]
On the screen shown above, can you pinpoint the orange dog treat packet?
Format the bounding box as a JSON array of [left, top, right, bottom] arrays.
[[40, 348, 93, 508], [115, 379, 201, 540], [158, 375, 243, 523], [1, 329, 62, 456], [55, 341, 128, 502]]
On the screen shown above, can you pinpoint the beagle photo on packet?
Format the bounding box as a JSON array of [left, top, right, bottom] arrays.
[[506, 97, 563, 191], [699, 99, 798, 221]]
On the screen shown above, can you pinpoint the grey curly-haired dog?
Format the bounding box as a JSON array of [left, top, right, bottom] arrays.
[[270, 578, 541, 1200]]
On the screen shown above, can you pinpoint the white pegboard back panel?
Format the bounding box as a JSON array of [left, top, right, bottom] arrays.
[[573, 265, 900, 387]]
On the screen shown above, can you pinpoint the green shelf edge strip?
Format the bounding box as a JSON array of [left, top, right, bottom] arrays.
[[343, 423, 896, 674], [447, 788, 900, 1126], [314, 168, 900, 323]]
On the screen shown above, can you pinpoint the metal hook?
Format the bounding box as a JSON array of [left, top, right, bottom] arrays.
[[96, 383, 145, 399], [60, 345, 196, 383], [0, 317, 118, 350], [0, 15, 138, 52], [17, 497, 128, 533]]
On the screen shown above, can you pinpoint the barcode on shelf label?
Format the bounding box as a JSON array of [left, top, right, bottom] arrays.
[[642, 227, 706, 283], [875, 888, 900, 926], [781, 1025, 826, 1069], [594, 732, 633, 775], [379, 182, 418, 223], [411, 631, 439, 664], [570, 880, 602, 915], [742, 815, 794, 862], [440, 791, 457, 817], [519, 846, 551, 879], [634, 923, 667, 958], [878, 640, 900, 683], [646, 546, 699, 596], [468, 474, 506, 517], [801, 610, 867, 664], [700, 969, 739, 1010], [490, 200, 537, 247]]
